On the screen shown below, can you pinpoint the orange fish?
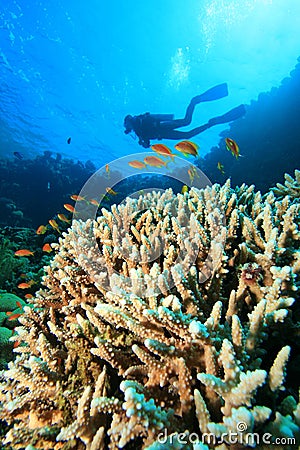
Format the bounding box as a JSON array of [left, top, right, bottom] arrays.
[[225, 138, 240, 159], [25, 294, 33, 299], [70, 194, 85, 202], [57, 213, 70, 223], [36, 225, 47, 235], [42, 243, 52, 253], [105, 164, 110, 178], [128, 160, 146, 169], [106, 187, 118, 195], [151, 144, 176, 160], [144, 156, 168, 167], [49, 219, 61, 233], [7, 313, 22, 321], [15, 249, 34, 257], [64, 203, 76, 213], [70, 194, 85, 201], [18, 282, 31, 289], [89, 199, 100, 207], [175, 140, 199, 156]]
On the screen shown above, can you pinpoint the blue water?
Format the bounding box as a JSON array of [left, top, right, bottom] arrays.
[[1, 0, 300, 166], [0, 0, 300, 228]]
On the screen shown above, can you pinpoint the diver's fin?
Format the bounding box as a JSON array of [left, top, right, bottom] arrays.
[[193, 83, 229, 103], [209, 104, 246, 126]]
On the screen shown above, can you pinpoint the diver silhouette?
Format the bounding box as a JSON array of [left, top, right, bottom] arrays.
[[124, 83, 246, 148]]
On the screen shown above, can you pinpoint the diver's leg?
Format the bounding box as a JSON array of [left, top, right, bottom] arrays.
[[159, 101, 197, 130], [160, 83, 229, 130], [160, 123, 211, 140], [191, 83, 228, 104], [160, 104, 245, 140]]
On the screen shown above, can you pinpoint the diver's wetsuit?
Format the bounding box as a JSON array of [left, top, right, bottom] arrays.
[[124, 83, 246, 148]]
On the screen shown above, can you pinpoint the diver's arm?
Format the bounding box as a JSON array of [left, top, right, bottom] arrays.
[[139, 137, 150, 148]]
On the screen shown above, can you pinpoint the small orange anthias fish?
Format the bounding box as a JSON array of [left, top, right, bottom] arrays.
[[70, 194, 85, 201], [57, 213, 70, 223], [89, 199, 100, 207], [64, 203, 76, 213], [106, 187, 118, 195], [15, 249, 34, 257], [175, 140, 199, 156], [225, 137, 240, 159], [217, 161, 225, 174], [105, 164, 110, 177], [25, 293, 33, 299], [6, 301, 23, 321], [49, 219, 61, 233], [128, 160, 146, 169], [42, 243, 52, 253], [36, 224, 47, 235], [144, 156, 168, 167], [7, 313, 21, 321], [17, 282, 31, 289], [151, 144, 176, 160]]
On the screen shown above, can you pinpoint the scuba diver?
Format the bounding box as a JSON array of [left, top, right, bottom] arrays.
[[124, 83, 246, 148]]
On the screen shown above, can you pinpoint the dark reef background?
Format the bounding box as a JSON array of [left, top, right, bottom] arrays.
[[198, 57, 300, 193]]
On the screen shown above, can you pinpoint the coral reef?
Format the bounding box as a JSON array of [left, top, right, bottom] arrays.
[[0, 233, 27, 292], [0, 181, 299, 449], [0, 293, 26, 370], [0, 152, 96, 228], [0, 227, 50, 292], [271, 169, 300, 200]]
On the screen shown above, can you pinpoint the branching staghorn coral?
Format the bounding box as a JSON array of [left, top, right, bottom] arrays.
[[0, 181, 299, 449], [271, 169, 300, 200]]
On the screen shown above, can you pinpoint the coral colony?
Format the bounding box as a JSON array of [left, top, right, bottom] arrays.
[[0, 172, 299, 449]]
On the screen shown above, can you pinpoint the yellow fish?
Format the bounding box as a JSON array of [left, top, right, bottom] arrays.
[[106, 187, 118, 195], [57, 213, 71, 223], [181, 185, 189, 194], [36, 225, 47, 235], [187, 165, 200, 184], [225, 137, 241, 159], [49, 219, 61, 234], [175, 140, 199, 157], [217, 161, 225, 175]]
